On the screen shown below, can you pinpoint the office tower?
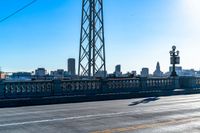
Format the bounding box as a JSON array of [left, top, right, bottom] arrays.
[[141, 68, 149, 77], [114, 65, 122, 77], [153, 62, 164, 77], [68, 58, 76, 76]]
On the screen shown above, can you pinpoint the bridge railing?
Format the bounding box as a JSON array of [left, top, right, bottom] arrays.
[[61, 79, 101, 96], [195, 77, 200, 88], [0, 76, 200, 99], [146, 78, 174, 89], [1, 80, 53, 98], [107, 78, 140, 89], [179, 76, 200, 89]]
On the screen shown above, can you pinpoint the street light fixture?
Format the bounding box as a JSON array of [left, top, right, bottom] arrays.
[[170, 45, 180, 77]]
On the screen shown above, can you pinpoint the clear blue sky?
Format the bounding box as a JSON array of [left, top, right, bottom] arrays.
[[0, 0, 200, 74]]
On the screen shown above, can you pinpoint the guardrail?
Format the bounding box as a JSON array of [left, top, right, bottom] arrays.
[[0, 77, 199, 99]]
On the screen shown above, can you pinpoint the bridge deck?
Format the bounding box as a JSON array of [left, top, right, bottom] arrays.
[[0, 94, 200, 133]]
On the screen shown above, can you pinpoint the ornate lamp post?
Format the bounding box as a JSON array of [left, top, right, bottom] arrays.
[[170, 46, 180, 77]]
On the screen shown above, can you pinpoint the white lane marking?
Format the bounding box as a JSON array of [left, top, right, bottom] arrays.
[[0, 111, 136, 127], [0, 107, 97, 117]]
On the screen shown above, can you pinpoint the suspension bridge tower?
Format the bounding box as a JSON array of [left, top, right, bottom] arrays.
[[78, 0, 106, 78]]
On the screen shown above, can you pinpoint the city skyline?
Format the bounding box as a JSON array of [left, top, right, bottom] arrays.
[[1, 0, 200, 73]]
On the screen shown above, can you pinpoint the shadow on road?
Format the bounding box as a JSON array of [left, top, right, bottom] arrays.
[[128, 97, 160, 106]]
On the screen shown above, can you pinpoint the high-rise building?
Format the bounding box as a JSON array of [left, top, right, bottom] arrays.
[[51, 69, 65, 78], [114, 65, 122, 77], [96, 70, 107, 78], [35, 68, 47, 77], [68, 58, 76, 76], [153, 62, 163, 77], [141, 68, 149, 77], [115, 65, 121, 73], [131, 71, 137, 77], [169, 66, 182, 73]]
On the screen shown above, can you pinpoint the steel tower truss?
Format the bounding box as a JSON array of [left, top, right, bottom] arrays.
[[78, 0, 106, 78]]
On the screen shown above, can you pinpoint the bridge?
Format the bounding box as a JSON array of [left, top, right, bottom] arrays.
[[0, 0, 196, 108], [0, 0, 191, 108], [0, 76, 200, 107], [1, 0, 200, 132]]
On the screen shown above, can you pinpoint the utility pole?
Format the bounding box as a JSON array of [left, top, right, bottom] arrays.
[[78, 0, 106, 78]]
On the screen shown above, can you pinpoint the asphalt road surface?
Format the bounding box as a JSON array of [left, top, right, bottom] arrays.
[[0, 94, 200, 133]]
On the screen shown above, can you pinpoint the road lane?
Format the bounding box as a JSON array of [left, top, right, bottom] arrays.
[[0, 94, 200, 133]]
